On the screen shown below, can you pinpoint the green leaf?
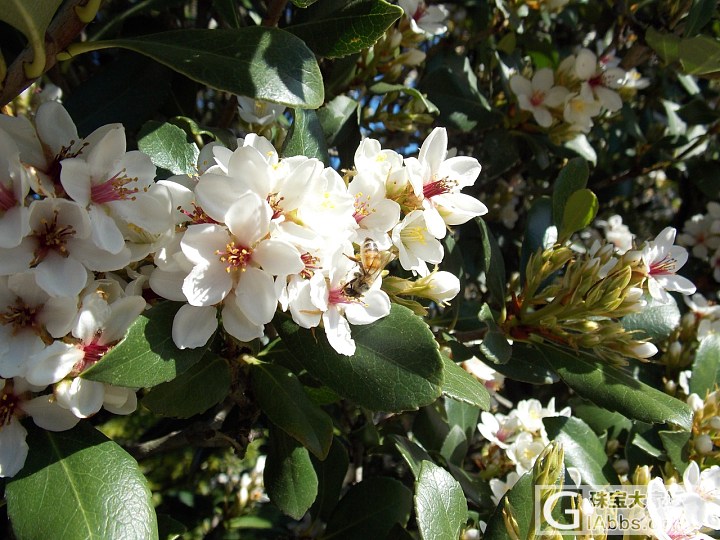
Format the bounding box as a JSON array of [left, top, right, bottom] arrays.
[[570, 398, 632, 439], [275, 305, 444, 412], [141, 353, 231, 418], [659, 429, 692, 474], [483, 473, 533, 540], [520, 197, 553, 283], [537, 344, 693, 430], [439, 425, 468, 465], [415, 461, 468, 540], [646, 28, 681, 64], [291, 0, 321, 8], [679, 35, 720, 76], [441, 355, 491, 410], [265, 427, 318, 520], [138, 121, 200, 175], [491, 342, 558, 384], [445, 395, 481, 440], [622, 295, 680, 341], [543, 416, 619, 488], [684, 0, 717, 36], [317, 95, 359, 146], [82, 301, 210, 388], [212, 0, 241, 28], [6, 422, 157, 540], [389, 434, 433, 478], [251, 363, 333, 459], [64, 52, 172, 137], [369, 82, 439, 114], [690, 334, 720, 396], [559, 188, 598, 240], [310, 438, 349, 521], [552, 157, 589, 229], [85, 28, 323, 108], [287, 0, 402, 58], [0, 0, 64, 78], [282, 108, 329, 164], [324, 477, 412, 540], [477, 218, 506, 308]]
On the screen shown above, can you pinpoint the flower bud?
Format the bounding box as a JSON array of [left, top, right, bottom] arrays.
[[413, 270, 460, 305], [695, 433, 714, 454]]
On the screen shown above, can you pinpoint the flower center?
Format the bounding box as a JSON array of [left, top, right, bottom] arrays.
[[0, 299, 39, 335], [91, 169, 142, 204], [180, 203, 218, 225], [353, 192, 373, 223], [649, 255, 677, 276], [0, 384, 19, 427], [422, 177, 454, 199], [529, 90, 545, 107], [267, 193, 285, 220], [588, 73, 603, 88], [217, 241, 253, 272], [73, 338, 111, 375], [329, 287, 354, 305], [46, 141, 88, 196], [400, 225, 428, 245], [300, 252, 319, 279], [31, 210, 76, 265], [0, 182, 17, 212]]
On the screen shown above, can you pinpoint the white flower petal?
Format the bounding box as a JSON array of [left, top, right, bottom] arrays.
[[0, 417, 28, 477], [23, 394, 81, 431], [172, 304, 217, 349]]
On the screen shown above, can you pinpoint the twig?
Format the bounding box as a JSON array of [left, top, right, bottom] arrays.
[[0, 0, 93, 107], [262, 0, 289, 28]]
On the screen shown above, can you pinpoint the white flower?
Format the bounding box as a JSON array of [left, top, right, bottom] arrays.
[[563, 85, 602, 133], [0, 377, 80, 478], [413, 269, 460, 304], [405, 127, 487, 239], [596, 214, 634, 254], [477, 411, 518, 449], [489, 471, 520, 505], [237, 96, 286, 126], [398, 0, 449, 36], [506, 431, 547, 475], [391, 209, 443, 276], [668, 462, 720, 530], [647, 477, 714, 540], [348, 171, 400, 248], [573, 48, 627, 112], [678, 203, 720, 260], [640, 227, 696, 303], [510, 69, 569, 127], [0, 127, 31, 248]]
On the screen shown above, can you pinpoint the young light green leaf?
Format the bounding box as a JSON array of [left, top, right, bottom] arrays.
[[415, 461, 468, 540], [543, 416, 619, 488], [82, 301, 210, 388], [441, 355, 491, 410], [560, 188, 598, 239], [287, 0, 402, 58], [251, 363, 333, 459], [282, 108, 330, 164], [138, 120, 200, 175], [141, 353, 231, 418], [369, 82, 439, 114], [324, 477, 412, 540], [552, 157, 589, 229], [6, 422, 158, 540], [77, 28, 323, 108], [445, 397, 482, 439], [690, 334, 720, 396], [274, 305, 444, 412], [537, 344, 692, 430], [265, 426, 318, 520]]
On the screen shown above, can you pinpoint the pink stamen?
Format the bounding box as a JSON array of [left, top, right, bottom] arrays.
[[90, 170, 140, 204], [423, 178, 452, 199], [328, 288, 353, 305]]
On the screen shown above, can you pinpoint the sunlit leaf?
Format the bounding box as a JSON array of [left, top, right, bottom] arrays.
[[415, 461, 468, 540]]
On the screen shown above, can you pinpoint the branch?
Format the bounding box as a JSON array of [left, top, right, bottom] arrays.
[[0, 0, 93, 107], [262, 0, 289, 28]]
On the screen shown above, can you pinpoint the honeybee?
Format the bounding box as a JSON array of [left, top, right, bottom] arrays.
[[343, 238, 394, 298]]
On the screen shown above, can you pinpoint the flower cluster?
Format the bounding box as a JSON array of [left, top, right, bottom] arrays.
[[510, 47, 645, 139], [503, 227, 696, 364], [475, 397, 571, 503], [153, 126, 484, 355], [0, 101, 163, 476], [678, 201, 720, 283]]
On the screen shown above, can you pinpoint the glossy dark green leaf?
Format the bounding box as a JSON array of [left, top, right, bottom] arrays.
[[415, 461, 468, 540], [287, 0, 402, 58], [141, 353, 230, 418], [212, 0, 241, 28], [64, 52, 172, 136], [646, 28, 681, 64], [445, 395, 482, 439], [6, 422, 157, 540], [622, 295, 680, 341], [559, 188, 598, 240], [324, 477, 412, 540], [483, 473, 533, 540], [543, 416, 619, 488], [492, 342, 558, 385], [552, 157, 589, 229], [659, 429, 692, 474], [477, 218, 506, 308], [569, 398, 632, 439], [138, 121, 199, 175], [439, 425, 468, 465], [690, 334, 720, 396], [251, 363, 333, 459], [317, 95, 359, 146], [537, 344, 692, 430], [265, 427, 318, 520], [390, 434, 433, 478], [310, 438, 349, 521], [520, 197, 553, 283], [679, 35, 720, 76], [684, 0, 717, 36], [441, 355, 490, 410], [282, 108, 329, 164], [82, 301, 210, 388], [89, 28, 323, 108], [275, 305, 443, 412]]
